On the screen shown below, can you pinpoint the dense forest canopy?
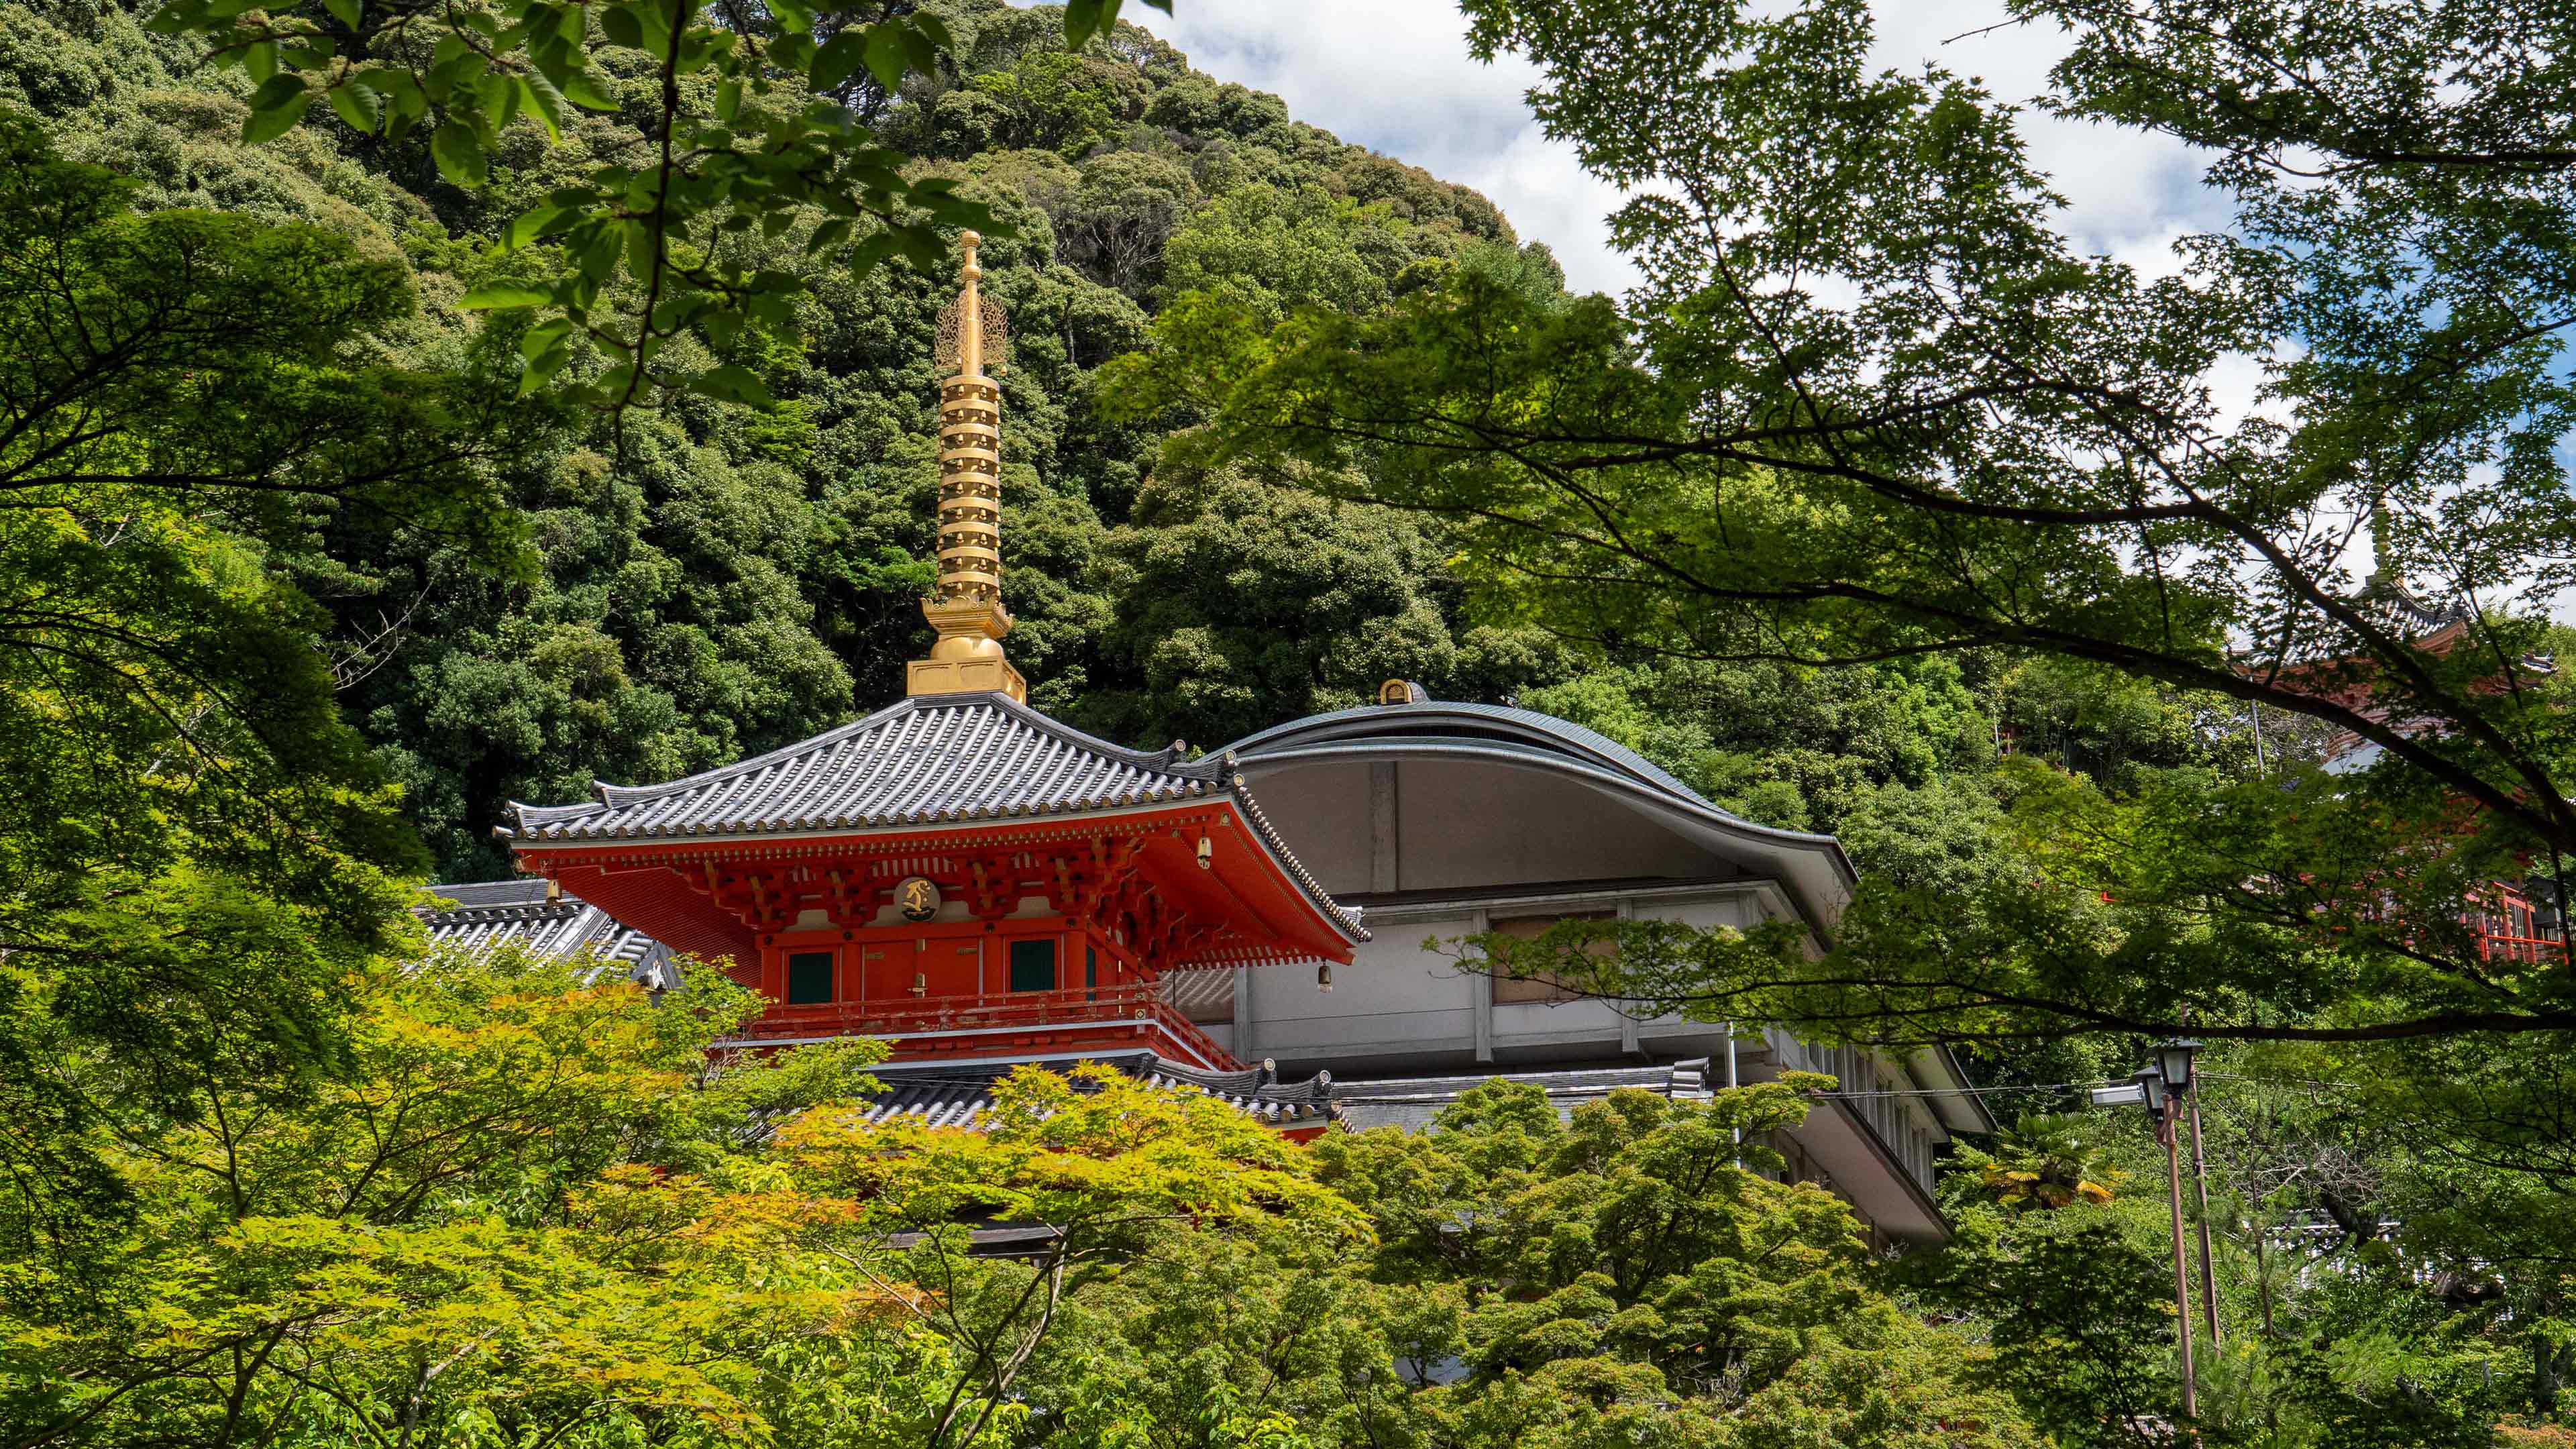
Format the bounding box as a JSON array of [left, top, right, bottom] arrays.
[[9, 0, 2575, 1443], [0, 0, 2081, 885]]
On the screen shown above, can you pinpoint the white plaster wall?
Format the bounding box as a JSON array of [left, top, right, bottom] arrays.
[[1241, 914, 1481, 1060], [1659, 894, 1770, 932]]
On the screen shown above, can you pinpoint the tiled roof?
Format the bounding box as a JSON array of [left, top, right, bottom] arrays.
[[852, 1051, 1334, 1130], [502, 692, 1363, 944], [504, 693, 1222, 841], [1328, 1059, 1714, 1134], [416, 880, 678, 990]]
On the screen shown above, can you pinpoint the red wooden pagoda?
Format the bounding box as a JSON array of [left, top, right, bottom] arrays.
[[500, 234, 1364, 1072]]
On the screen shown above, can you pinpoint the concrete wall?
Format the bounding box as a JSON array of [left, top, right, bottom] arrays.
[[1228, 879, 1786, 1077], [1222, 746, 1954, 1238]]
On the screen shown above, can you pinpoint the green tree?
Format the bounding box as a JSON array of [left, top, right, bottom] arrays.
[[1075, 460, 1562, 747], [1028, 1078, 2041, 1449], [1114, 0, 2576, 1053], [140, 0, 1043, 407], [0, 109, 528, 1289]]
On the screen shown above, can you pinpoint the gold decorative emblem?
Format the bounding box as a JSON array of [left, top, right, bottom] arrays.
[[896, 876, 943, 922]]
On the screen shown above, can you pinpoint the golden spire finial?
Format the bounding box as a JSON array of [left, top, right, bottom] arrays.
[[908, 229, 1027, 703]]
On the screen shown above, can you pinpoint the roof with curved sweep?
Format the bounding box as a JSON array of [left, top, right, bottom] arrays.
[[1219, 698, 1858, 927], [1224, 701, 1709, 802]]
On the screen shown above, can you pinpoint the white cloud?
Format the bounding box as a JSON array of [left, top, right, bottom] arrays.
[[1123, 0, 2232, 294], [1126, 0, 1644, 294]]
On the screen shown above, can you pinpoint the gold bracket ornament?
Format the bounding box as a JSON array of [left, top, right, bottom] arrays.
[[908, 229, 1028, 702]]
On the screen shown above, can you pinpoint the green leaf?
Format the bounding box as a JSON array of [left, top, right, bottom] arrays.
[[559, 69, 620, 111], [1063, 0, 1111, 48], [862, 23, 908, 95], [480, 72, 518, 131], [623, 220, 656, 282], [431, 122, 489, 187], [810, 32, 866, 94], [805, 217, 852, 253], [598, 4, 644, 48], [519, 343, 573, 396], [140, 0, 207, 35], [324, 80, 382, 134], [241, 78, 309, 144], [632, 0, 676, 59], [714, 78, 741, 122], [320, 0, 361, 28], [246, 40, 279, 84], [690, 364, 773, 407], [849, 230, 900, 274], [913, 12, 953, 50], [458, 284, 549, 310], [518, 72, 568, 140], [505, 205, 564, 249], [519, 317, 574, 359], [768, 0, 812, 32], [900, 25, 937, 78], [578, 228, 621, 285]]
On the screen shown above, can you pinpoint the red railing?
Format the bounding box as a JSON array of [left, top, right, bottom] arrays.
[[2467, 881, 2567, 964], [728, 981, 1234, 1067]]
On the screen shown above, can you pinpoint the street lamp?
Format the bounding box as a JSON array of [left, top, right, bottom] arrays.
[[2131, 1061, 2169, 1116], [2155, 1038, 2202, 1092], [2091, 1054, 2199, 1432], [2156, 1039, 2222, 1352]]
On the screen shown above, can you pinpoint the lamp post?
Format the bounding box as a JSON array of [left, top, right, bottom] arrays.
[[2142, 1061, 2198, 1427], [2095, 1059, 2199, 1430], [2157, 1039, 2221, 1346]]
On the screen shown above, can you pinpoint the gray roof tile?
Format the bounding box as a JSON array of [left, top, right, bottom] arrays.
[[505, 693, 1219, 841], [415, 880, 678, 989], [502, 692, 1363, 943], [852, 1051, 1336, 1130], [1329, 1059, 1713, 1134]]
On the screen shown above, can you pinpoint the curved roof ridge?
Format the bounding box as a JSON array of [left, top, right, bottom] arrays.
[[534, 693, 935, 823], [1224, 700, 1708, 810], [977, 690, 1217, 780], [500, 692, 1271, 845], [1240, 736, 1845, 857]]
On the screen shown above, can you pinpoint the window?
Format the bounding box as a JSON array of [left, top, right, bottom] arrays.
[[1008, 938, 1059, 992], [1084, 946, 1097, 1002], [1487, 914, 1613, 1005], [785, 951, 835, 1005]]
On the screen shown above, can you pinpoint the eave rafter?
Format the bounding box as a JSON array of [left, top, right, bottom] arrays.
[[513, 804, 1326, 971]]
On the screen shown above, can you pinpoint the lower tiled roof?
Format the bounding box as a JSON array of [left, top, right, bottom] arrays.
[[1328, 1059, 1714, 1134], [854, 1051, 1335, 1131], [416, 880, 678, 991]]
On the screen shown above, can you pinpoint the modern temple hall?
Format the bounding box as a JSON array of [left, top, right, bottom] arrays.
[[429, 238, 1990, 1240]]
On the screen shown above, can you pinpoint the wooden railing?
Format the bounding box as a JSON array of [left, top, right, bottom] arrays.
[[731, 980, 1234, 1066], [2467, 881, 2568, 964]]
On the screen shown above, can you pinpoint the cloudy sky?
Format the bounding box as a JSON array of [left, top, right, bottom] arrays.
[[1125, 0, 2232, 298]]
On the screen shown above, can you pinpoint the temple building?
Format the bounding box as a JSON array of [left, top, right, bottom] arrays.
[[426, 235, 1989, 1242]]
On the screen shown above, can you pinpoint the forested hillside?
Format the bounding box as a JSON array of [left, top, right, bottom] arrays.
[[0, 0, 2176, 885], [0, 0, 1540, 877]]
